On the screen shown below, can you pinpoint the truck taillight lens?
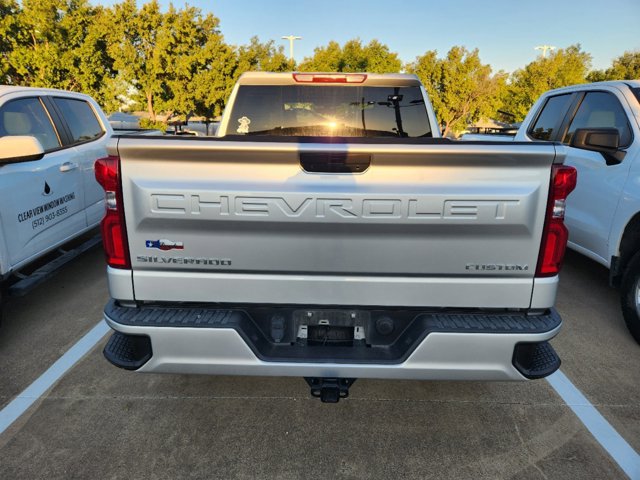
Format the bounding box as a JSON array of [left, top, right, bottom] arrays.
[[95, 155, 131, 269], [536, 165, 577, 277]]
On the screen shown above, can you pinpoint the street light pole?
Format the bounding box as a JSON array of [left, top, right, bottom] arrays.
[[282, 35, 302, 62], [535, 45, 556, 58]]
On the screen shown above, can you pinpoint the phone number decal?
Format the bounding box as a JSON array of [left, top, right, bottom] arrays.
[[30, 206, 69, 229]]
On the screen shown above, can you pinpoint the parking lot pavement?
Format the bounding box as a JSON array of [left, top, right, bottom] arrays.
[[554, 250, 640, 453], [0, 249, 637, 479], [0, 247, 108, 411]]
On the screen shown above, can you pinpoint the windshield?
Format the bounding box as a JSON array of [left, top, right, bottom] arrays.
[[226, 85, 432, 138]]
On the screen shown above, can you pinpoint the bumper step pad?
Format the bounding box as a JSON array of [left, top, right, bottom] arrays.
[[512, 341, 561, 379], [103, 331, 152, 370]]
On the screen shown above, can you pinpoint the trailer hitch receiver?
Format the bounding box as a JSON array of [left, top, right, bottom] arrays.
[[304, 377, 357, 403]]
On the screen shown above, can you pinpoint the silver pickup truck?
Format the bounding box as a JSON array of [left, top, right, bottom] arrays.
[[98, 72, 576, 402]]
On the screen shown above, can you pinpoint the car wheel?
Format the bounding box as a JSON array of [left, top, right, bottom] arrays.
[[621, 250, 640, 344]]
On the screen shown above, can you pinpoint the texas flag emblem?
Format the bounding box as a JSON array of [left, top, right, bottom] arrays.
[[145, 239, 184, 251]]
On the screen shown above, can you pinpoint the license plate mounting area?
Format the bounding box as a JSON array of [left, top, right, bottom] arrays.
[[294, 309, 368, 347]]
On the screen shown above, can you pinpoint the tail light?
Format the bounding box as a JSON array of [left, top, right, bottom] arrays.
[[536, 165, 577, 277], [95, 155, 131, 269], [293, 73, 367, 84]]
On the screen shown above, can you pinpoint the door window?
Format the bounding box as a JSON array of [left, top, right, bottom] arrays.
[[562, 91, 632, 147], [53, 98, 103, 144], [0, 97, 61, 151], [528, 94, 573, 141]]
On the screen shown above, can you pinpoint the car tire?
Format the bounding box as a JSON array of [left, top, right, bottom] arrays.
[[621, 250, 640, 344]]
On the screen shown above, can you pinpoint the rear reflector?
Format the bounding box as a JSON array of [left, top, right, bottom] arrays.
[[536, 165, 577, 277], [95, 155, 131, 269], [293, 73, 367, 84]]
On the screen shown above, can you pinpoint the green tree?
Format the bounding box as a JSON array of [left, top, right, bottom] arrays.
[[586, 69, 608, 83], [60, 2, 116, 100], [6, 0, 72, 87], [0, 0, 21, 84], [588, 50, 640, 82], [406, 46, 506, 137], [73, 5, 135, 114], [1, 0, 117, 96], [236, 36, 290, 73], [502, 44, 592, 121], [189, 42, 237, 118], [298, 40, 342, 72], [103, 0, 239, 119], [191, 36, 290, 118], [360, 39, 402, 73], [298, 38, 401, 73], [162, 4, 232, 118], [103, 0, 168, 120]]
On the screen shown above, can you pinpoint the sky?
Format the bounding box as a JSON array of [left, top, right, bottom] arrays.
[[96, 0, 640, 74]]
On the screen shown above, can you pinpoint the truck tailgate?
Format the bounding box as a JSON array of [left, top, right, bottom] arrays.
[[116, 137, 559, 309]]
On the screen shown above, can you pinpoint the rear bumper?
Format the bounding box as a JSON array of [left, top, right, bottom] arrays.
[[103, 300, 562, 381]]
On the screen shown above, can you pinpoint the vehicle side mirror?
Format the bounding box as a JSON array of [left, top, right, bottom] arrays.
[[570, 128, 625, 166], [0, 136, 45, 164]]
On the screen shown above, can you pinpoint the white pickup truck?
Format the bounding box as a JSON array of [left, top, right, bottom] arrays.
[[0, 87, 113, 322], [515, 80, 640, 343], [98, 72, 578, 402]]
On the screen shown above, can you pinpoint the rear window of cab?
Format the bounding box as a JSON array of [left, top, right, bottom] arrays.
[[227, 85, 432, 138]]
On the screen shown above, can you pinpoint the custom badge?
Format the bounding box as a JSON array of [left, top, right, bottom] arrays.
[[145, 239, 184, 251], [237, 116, 251, 134]]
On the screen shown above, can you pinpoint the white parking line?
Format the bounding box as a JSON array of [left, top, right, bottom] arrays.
[[547, 370, 640, 479], [0, 320, 109, 435]]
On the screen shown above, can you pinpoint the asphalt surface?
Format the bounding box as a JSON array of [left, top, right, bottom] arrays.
[[0, 247, 638, 479]]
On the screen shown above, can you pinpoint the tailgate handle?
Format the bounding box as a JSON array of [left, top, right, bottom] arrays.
[[300, 152, 370, 173]]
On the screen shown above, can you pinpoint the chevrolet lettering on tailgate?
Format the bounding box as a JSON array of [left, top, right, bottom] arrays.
[[151, 194, 521, 222]]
